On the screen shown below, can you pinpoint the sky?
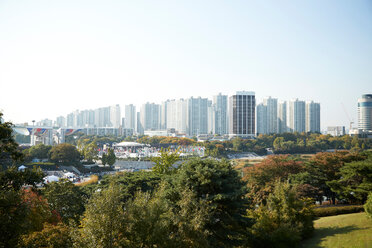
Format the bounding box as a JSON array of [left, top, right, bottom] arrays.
[[0, 0, 371, 130]]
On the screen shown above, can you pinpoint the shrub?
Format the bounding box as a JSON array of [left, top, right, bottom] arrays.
[[314, 205, 364, 217], [364, 193, 372, 218], [248, 181, 314, 248]]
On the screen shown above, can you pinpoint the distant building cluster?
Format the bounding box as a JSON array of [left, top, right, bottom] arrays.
[[32, 91, 324, 138], [256, 98, 321, 134]]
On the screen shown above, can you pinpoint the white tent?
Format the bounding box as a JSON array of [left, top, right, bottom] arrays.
[[44, 175, 59, 183], [64, 172, 75, 178], [113, 142, 145, 147], [18, 165, 27, 171]]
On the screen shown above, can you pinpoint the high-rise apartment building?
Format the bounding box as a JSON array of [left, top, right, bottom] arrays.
[[207, 100, 215, 134], [140, 103, 160, 131], [213, 93, 228, 135], [256, 97, 278, 135], [264, 97, 278, 134], [55, 116, 66, 127], [124, 104, 136, 131], [256, 103, 267, 135], [137, 112, 143, 134], [278, 101, 287, 133], [358, 94, 372, 131], [229, 91, 255, 138], [166, 99, 187, 134], [160, 101, 168, 130], [288, 99, 305, 133], [305, 101, 320, 132], [110, 104, 121, 128], [187, 97, 208, 136]]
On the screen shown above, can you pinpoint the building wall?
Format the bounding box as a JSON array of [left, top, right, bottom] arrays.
[[229, 91, 255, 137], [187, 97, 208, 136], [358, 94, 372, 131], [213, 93, 228, 135], [306, 101, 320, 132]]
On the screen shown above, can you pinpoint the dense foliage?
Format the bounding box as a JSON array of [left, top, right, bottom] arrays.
[[365, 192, 372, 218], [1, 112, 372, 247]]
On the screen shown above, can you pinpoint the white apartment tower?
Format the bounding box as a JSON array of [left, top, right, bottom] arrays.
[[213, 93, 228, 135], [207, 100, 215, 134], [256, 103, 267, 135], [140, 103, 160, 131], [124, 104, 136, 131], [110, 104, 121, 128], [256, 97, 278, 135], [305, 101, 320, 132], [278, 101, 287, 133], [288, 99, 306, 133], [187, 97, 208, 136]]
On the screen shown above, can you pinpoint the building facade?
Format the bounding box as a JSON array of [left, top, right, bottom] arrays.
[[358, 94, 372, 131], [213, 93, 228, 135], [187, 97, 208, 136], [229, 91, 255, 138], [305, 101, 320, 132], [288, 99, 305, 133]]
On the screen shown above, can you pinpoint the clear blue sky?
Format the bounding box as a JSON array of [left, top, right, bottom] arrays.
[[0, 0, 371, 129]]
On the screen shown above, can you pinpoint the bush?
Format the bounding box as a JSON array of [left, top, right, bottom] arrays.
[[314, 205, 364, 217], [364, 193, 372, 218], [248, 181, 314, 248]]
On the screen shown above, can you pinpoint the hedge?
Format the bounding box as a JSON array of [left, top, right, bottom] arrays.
[[313, 205, 364, 217]]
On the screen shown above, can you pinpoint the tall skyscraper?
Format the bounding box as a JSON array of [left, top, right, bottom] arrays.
[[358, 94, 372, 131], [288, 99, 305, 133], [278, 101, 287, 133], [229, 91, 255, 138], [213, 93, 228, 135], [207, 100, 215, 134], [55, 116, 66, 127], [305, 101, 320, 132], [187, 97, 208, 136], [160, 101, 168, 130], [256, 103, 267, 135], [165, 99, 187, 133], [110, 104, 121, 128], [140, 103, 160, 131], [256, 97, 278, 135], [264, 97, 278, 134], [137, 112, 143, 135], [125, 104, 136, 131]]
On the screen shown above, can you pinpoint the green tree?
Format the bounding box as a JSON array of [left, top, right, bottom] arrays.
[[151, 148, 180, 175], [243, 155, 304, 205], [75, 184, 125, 248], [328, 157, 372, 204], [306, 151, 366, 204], [101, 153, 107, 166], [123, 184, 210, 248], [25, 143, 52, 160], [49, 144, 80, 163], [364, 192, 372, 218], [247, 181, 314, 248], [43, 179, 85, 224], [168, 158, 250, 247], [95, 171, 162, 202], [83, 142, 98, 163], [106, 148, 116, 167], [0, 112, 23, 167], [20, 223, 73, 248]]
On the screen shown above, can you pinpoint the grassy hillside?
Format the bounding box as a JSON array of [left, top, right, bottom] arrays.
[[302, 212, 372, 248]]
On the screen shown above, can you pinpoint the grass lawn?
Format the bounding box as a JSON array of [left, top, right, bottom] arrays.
[[302, 212, 372, 248]]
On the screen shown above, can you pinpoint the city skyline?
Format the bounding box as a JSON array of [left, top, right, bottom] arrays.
[[0, 1, 371, 128]]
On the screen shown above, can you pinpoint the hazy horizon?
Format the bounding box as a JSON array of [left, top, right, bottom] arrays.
[[1, 0, 371, 129]]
